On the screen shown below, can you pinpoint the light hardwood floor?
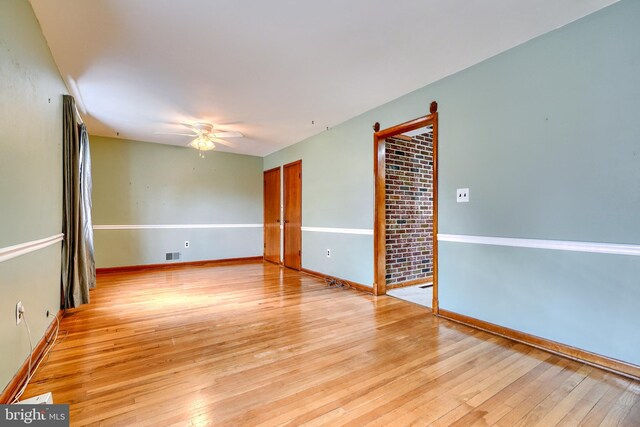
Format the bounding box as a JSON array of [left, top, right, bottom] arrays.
[[24, 261, 640, 426]]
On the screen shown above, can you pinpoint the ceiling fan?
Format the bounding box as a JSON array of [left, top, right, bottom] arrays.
[[161, 122, 244, 156]]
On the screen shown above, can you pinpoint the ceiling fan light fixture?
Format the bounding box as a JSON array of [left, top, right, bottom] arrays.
[[189, 135, 215, 152]]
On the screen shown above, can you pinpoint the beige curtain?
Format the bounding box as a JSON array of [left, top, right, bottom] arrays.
[[61, 95, 96, 308]]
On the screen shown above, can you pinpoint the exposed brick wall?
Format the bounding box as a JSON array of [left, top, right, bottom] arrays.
[[385, 132, 433, 286]]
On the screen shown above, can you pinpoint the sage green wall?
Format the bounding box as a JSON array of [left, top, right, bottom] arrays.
[[0, 0, 67, 392], [91, 136, 263, 267], [264, 114, 374, 285], [265, 0, 640, 364]]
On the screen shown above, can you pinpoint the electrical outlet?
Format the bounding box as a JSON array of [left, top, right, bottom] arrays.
[[326, 249, 331, 258], [184, 241, 190, 248], [16, 301, 24, 325]]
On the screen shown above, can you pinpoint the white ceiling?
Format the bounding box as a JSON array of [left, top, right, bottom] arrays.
[[30, 0, 617, 156]]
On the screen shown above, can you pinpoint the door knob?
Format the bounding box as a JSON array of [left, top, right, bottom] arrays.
[[276, 219, 280, 223], [285, 219, 290, 223]]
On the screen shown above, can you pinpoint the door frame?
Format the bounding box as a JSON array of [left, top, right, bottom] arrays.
[[373, 101, 439, 314], [283, 159, 302, 270], [263, 166, 281, 264]]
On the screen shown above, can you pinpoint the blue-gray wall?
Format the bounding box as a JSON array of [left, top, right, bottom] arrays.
[[264, 115, 374, 285], [0, 0, 67, 391], [91, 136, 263, 268], [265, 0, 640, 365]]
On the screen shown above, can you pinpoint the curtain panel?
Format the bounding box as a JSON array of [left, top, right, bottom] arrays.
[[61, 95, 96, 308]]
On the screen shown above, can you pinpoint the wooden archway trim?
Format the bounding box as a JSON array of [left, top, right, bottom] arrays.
[[372, 101, 439, 314]]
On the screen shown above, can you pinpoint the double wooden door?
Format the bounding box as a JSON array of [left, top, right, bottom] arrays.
[[263, 161, 302, 269]]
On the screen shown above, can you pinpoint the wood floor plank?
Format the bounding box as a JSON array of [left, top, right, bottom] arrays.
[[331, 340, 522, 427], [598, 382, 640, 427], [433, 354, 561, 426], [554, 370, 614, 427], [570, 375, 631, 426], [19, 261, 640, 426]]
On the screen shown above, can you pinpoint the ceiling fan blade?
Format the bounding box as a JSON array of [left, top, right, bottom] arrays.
[[211, 131, 243, 138], [154, 132, 197, 137], [212, 138, 238, 148], [216, 120, 244, 126], [155, 132, 195, 136]]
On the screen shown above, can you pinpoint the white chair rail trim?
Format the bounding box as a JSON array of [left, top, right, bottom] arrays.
[[93, 224, 263, 230], [438, 233, 640, 257], [0, 233, 64, 263], [301, 227, 374, 235]]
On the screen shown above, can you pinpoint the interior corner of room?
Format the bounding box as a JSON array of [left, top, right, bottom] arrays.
[[1, 0, 639, 422]]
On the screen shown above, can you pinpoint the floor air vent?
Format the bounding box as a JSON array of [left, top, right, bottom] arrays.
[[166, 252, 181, 261]]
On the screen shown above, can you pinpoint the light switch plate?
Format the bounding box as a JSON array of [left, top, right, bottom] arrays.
[[457, 188, 469, 203]]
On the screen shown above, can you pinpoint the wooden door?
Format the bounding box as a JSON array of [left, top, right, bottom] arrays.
[[283, 160, 302, 270], [263, 167, 281, 264]]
